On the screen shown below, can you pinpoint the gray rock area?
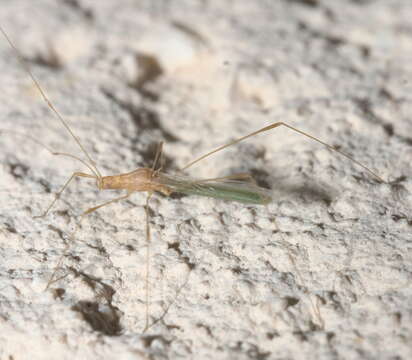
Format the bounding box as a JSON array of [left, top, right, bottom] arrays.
[[0, 0, 411, 359]]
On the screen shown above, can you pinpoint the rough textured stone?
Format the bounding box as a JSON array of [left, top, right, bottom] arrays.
[[0, 1, 411, 359]]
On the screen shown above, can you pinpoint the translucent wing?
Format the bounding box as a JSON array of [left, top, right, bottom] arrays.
[[156, 173, 272, 205]]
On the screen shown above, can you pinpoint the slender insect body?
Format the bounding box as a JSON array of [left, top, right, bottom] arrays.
[[101, 168, 271, 204], [100, 168, 171, 195]]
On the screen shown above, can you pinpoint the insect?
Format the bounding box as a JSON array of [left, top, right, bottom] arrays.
[[0, 26, 387, 332]]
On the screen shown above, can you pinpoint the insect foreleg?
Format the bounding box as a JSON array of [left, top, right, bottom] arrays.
[[35, 172, 96, 218]]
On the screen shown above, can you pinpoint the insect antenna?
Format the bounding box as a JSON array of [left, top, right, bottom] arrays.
[[0, 26, 102, 180], [0, 129, 99, 177]]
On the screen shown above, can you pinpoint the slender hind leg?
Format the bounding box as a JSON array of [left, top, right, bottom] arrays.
[[143, 142, 165, 331], [141, 190, 190, 333], [82, 192, 133, 216], [181, 122, 386, 183], [143, 192, 153, 332]]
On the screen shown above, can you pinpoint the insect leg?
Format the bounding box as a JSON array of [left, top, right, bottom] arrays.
[[151, 142, 164, 172], [35, 172, 96, 218], [82, 191, 133, 216], [181, 121, 386, 183], [143, 191, 153, 332]]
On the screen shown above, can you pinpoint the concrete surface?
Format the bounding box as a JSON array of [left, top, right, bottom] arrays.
[[0, 1, 411, 359]]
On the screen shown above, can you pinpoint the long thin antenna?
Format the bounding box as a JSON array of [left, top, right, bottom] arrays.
[[0, 129, 99, 177], [0, 25, 102, 179]]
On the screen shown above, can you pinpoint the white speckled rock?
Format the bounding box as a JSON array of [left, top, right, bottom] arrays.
[[0, 1, 411, 359]]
